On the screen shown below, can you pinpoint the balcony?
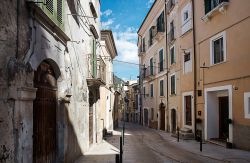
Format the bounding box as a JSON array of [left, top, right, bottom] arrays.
[[138, 46, 145, 56], [202, 1, 229, 22], [143, 66, 155, 80], [87, 55, 106, 87], [154, 28, 165, 41], [166, 0, 175, 14], [167, 28, 175, 44]]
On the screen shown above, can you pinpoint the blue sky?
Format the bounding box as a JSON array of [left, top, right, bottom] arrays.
[[101, 0, 154, 81]]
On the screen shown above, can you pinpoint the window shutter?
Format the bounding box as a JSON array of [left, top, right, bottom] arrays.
[[46, 0, 54, 14], [92, 39, 97, 78], [57, 0, 63, 24]]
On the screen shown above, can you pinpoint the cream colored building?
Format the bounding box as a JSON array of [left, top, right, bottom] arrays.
[[99, 30, 117, 136], [166, 0, 196, 137], [194, 0, 250, 150], [138, 0, 168, 130]]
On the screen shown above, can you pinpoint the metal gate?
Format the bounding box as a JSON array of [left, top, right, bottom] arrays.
[[33, 62, 57, 163]]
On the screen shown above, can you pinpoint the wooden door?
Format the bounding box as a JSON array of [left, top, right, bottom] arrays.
[[219, 96, 229, 140], [171, 109, 176, 133], [160, 108, 165, 130], [144, 109, 148, 126], [33, 62, 57, 163]]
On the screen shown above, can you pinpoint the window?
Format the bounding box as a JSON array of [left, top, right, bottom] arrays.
[[210, 31, 226, 65], [40, 0, 64, 29], [160, 80, 164, 96], [159, 49, 164, 72], [185, 95, 192, 125], [184, 52, 192, 74], [149, 26, 155, 47], [204, 0, 229, 14], [170, 74, 176, 95], [244, 92, 250, 119], [142, 38, 145, 52], [157, 11, 165, 32], [184, 11, 188, 21], [143, 87, 146, 98], [150, 58, 154, 75], [150, 84, 154, 97], [169, 21, 175, 42], [181, 3, 192, 35], [170, 46, 175, 65], [184, 53, 190, 62]]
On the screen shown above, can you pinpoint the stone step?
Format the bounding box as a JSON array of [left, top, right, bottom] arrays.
[[180, 127, 192, 133]]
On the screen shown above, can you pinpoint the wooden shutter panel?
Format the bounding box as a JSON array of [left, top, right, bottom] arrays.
[[92, 39, 97, 78], [57, 0, 63, 24], [46, 0, 54, 14]]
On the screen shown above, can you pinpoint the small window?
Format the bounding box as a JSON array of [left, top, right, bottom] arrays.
[[184, 52, 192, 74], [159, 49, 164, 72], [160, 80, 164, 96], [184, 11, 189, 21], [170, 46, 175, 65], [170, 74, 176, 95], [210, 32, 226, 65], [184, 53, 190, 62], [150, 58, 154, 75], [213, 37, 224, 64], [150, 84, 154, 97], [244, 92, 250, 119]]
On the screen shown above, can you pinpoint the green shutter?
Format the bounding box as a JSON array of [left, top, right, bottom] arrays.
[[40, 0, 64, 30], [92, 39, 97, 78]]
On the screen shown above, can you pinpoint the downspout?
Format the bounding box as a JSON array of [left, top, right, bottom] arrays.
[[165, 0, 169, 132], [191, 0, 197, 139], [16, 0, 20, 58]]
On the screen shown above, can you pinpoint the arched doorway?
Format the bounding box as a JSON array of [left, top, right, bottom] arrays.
[[89, 91, 94, 145], [33, 61, 57, 163], [159, 103, 165, 131], [171, 109, 177, 133]]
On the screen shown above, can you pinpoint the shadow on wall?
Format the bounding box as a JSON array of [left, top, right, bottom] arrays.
[[67, 0, 80, 25], [63, 101, 82, 163]]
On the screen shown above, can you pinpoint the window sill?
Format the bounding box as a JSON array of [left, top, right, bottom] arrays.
[[202, 2, 229, 22], [210, 60, 227, 67]]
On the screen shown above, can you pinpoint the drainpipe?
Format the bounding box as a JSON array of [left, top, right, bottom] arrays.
[[191, 0, 197, 139], [16, 0, 20, 58], [165, 0, 169, 132]]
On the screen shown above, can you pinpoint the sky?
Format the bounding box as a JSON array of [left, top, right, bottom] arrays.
[[101, 0, 155, 81]]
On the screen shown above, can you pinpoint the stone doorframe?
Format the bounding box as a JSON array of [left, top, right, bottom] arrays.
[[204, 85, 233, 143]]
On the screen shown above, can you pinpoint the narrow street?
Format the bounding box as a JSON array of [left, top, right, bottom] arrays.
[[106, 123, 250, 163]]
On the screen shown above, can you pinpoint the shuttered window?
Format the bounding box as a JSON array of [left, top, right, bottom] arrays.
[[41, 0, 64, 29], [160, 80, 164, 96], [170, 74, 176, 95], [204, 0, 229, 14]]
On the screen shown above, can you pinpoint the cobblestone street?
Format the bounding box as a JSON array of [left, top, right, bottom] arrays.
[[104, 123, 250, 163]]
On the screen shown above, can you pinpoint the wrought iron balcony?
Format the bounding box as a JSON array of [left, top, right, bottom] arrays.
[[143, 66, 155, 80], [87, 55, 106, 87], [167, 28, 175, 44]]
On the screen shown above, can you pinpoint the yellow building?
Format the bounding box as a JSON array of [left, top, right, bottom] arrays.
[[194, 0, 250, 150]]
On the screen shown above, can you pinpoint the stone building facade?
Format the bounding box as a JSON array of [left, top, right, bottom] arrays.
[[0, 0, 105, 162]]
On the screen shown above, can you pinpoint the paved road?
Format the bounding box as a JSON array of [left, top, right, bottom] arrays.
[[107, 123, 247, 163]]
